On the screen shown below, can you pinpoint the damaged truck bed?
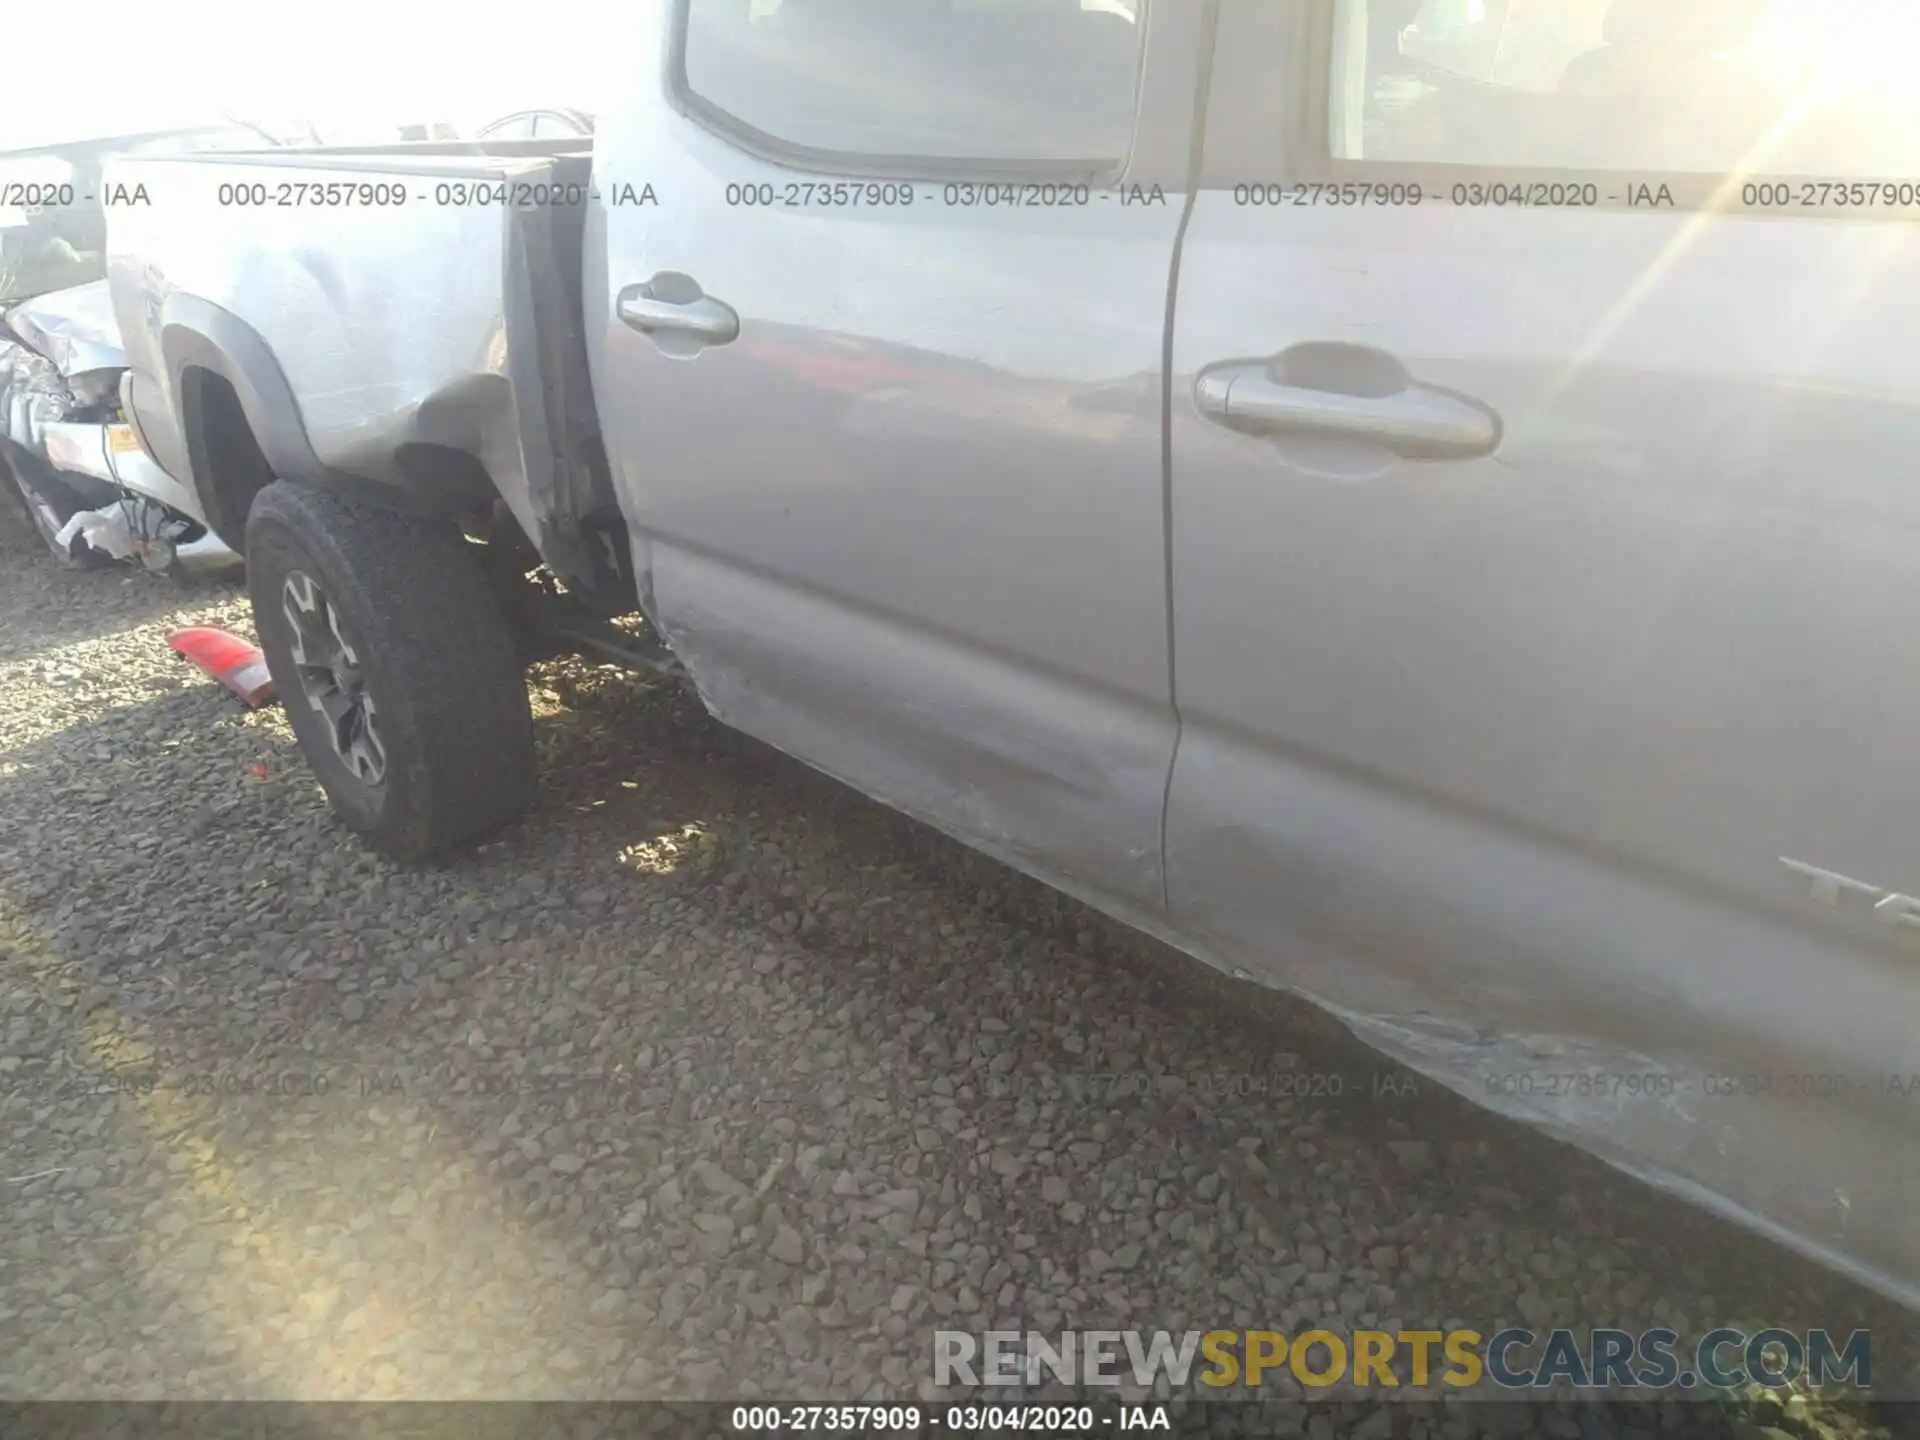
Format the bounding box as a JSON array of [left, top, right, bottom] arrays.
[[100, 140, 623, 607]]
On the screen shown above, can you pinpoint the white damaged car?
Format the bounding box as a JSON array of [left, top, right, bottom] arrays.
[[0, 126, 271, 572], [1, 278, 240, 573]]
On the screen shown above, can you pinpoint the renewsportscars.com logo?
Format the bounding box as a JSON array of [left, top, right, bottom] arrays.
[[933, 1328, 1871, 1392]]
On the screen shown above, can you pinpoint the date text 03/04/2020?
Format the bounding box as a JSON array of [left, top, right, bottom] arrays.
[[729, 1405, 1171, 1432], [207, 179, 661, 209], [1228, 178, 1920, 212]]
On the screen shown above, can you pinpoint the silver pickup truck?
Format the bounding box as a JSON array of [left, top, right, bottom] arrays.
[[105, 0, 1920, 1311]]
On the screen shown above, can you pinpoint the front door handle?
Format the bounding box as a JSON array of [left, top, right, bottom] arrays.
[[617, 279, 739, 346], [1196, 362, 1499, 460]]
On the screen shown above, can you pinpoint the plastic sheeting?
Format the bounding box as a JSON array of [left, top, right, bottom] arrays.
[[52, 502, 137, 560]]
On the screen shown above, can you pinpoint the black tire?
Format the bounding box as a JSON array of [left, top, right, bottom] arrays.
[[246, 481, 536, 859]]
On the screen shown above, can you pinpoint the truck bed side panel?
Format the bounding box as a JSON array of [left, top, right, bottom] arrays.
[[105, 149, 609, 590]]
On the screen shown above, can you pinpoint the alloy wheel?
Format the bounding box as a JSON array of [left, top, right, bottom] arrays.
[[282, 569, 387, 785]]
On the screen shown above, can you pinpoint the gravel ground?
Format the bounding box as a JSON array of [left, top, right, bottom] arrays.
[[0, 506, 1914, 1436]]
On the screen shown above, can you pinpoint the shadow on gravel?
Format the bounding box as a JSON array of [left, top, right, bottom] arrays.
[[0, 592, 1914, 1407], [0, 523, 247, 667], [531, 668, 1920, 1310]]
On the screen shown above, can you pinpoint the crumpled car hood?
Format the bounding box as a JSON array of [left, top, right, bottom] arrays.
[[0, 280, 123, 455], [2, 279, 126, 377], [0, 333, 82, 454]]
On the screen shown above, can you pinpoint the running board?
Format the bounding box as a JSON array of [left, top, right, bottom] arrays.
[[553, 619, 687, 681]]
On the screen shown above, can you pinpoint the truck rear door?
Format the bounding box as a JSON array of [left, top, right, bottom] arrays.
[[590, 0, 1204, 913]]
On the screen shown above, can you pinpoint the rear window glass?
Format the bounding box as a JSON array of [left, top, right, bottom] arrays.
[[1334, 0, 1920, 176]]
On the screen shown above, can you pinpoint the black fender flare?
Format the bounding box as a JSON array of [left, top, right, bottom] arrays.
[[160, 293, 330, 491]]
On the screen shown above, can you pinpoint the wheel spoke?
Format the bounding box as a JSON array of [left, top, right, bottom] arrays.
[[345, 705, 386, 783], [281, 570, 386, 786]]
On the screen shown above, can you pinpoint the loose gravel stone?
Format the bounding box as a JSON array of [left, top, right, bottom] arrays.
[[0, 517, 1910, 1434]]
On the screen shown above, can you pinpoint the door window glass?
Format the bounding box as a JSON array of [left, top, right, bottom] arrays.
[[682, 0, 1147, 163]]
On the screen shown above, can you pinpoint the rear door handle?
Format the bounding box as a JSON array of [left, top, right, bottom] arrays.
[[617, 281, 739, 346], [1196, 364, 1499, 460]]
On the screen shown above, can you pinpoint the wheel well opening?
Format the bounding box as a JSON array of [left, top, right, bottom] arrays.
[[182, 367, 274, 548], [392, 442, 502, 516]]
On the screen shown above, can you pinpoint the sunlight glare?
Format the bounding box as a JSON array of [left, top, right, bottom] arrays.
[[1748, 0, 1920, 105]]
